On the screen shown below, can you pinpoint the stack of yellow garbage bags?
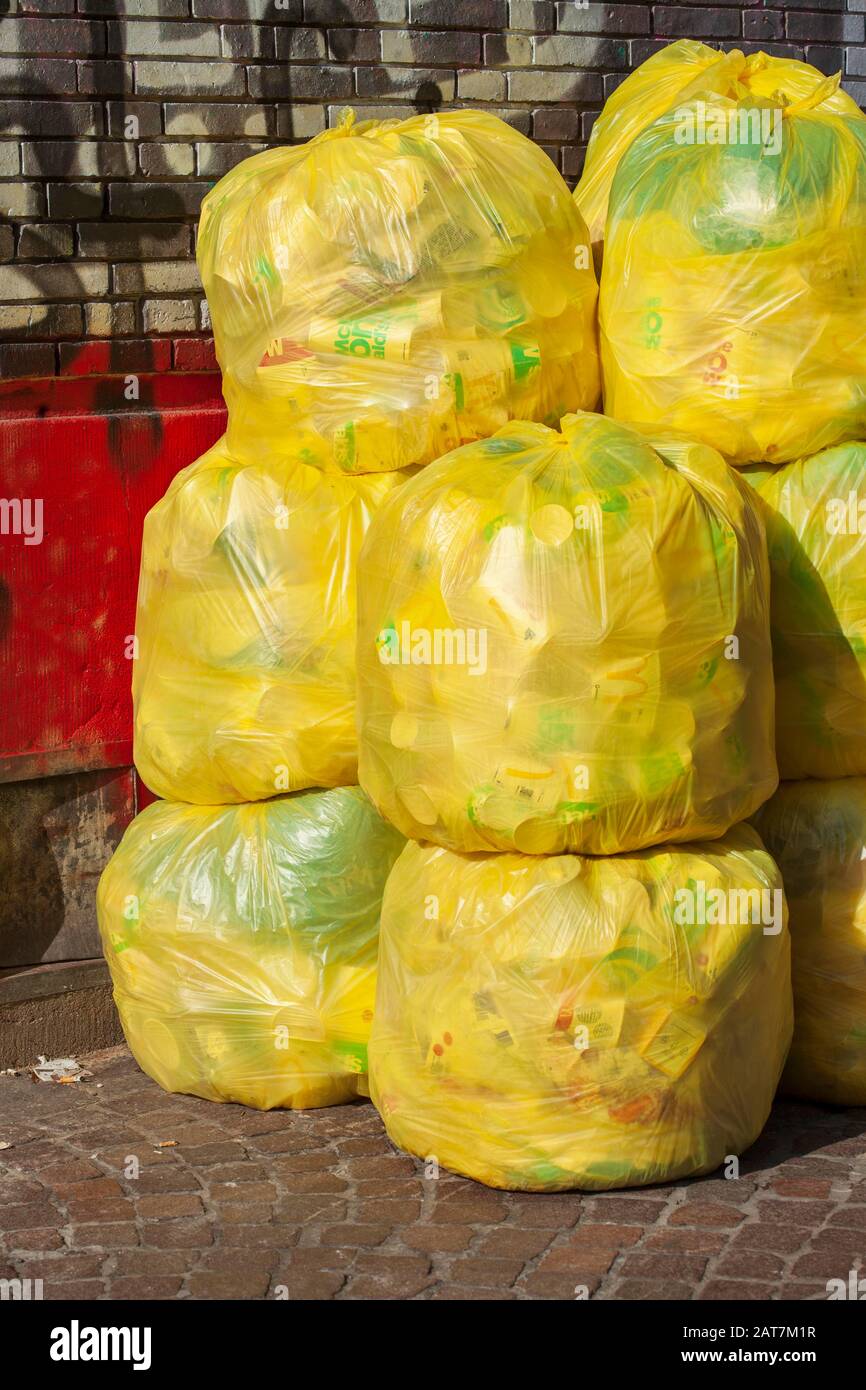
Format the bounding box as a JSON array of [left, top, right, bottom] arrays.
[[99, 71, 812, 1184], [752, 442, 866, 780], [200, 109, 600, 474], [595, 52, 866, 464], [753, 780, 866, 1106], [359, 409, 794, 1189], [134, 109, 601, 808], [115, 106, 599, 1111], [97, 790, 405, 1110], [356, 412, 777, 856], [369, 829, 791, 1191]]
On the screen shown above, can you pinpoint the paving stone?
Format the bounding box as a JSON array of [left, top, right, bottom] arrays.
[[1, 1046, 864, 1301]]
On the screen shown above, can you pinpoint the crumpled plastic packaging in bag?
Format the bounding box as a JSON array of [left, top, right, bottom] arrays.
[[752, 779, 866, 1106], [576, 43, 861, 255], [356, 411, 776, 855], [754, 442, 866, 779], [599, 60, 866, 465], [133, 436, 410, 803], [97, 789, 405, 1110], [197, 109, 600, 474], [369, 827, 792, 1191]]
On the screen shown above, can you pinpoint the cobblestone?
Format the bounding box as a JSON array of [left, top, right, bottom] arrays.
[[0, 1046, 864, 1301]]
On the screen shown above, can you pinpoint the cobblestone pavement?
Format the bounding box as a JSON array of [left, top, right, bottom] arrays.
[[1, 1046, 865, 1301]]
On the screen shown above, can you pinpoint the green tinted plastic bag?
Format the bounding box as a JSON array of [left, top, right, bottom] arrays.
[[97, 789, 405, 1109]]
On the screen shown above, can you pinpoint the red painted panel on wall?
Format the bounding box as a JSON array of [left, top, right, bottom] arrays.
[[0, 375, 226, 783]]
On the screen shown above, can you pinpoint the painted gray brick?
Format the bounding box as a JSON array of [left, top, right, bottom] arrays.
[[114, 260, 203, 294], [106, 102, 162, 138], [108, 181, 211, 218], [355, 64, 457, 97], [81, 0, 190, 13], [458, 68, 507, 100], [556, 4, 650, 35], [0, 18, 105, 55], [139, 143, 196, 176], [47, 184, 105, 219], [744, 11, 784, 42], [2, 102, 103, 137], [22, 142, 137, 178], [533, 106, 581, 141], [788, 13, 864, 43], [248, 64, 353, 98], [382, 29, 481, 63], [274, 27, 329, 59], [77, 60, 135, 94], [220, 23, 276, 59], [0, 57, 76, 92], [510, 1, 554, 31], [307, 0, 407, 22], [409, 0, 507, 28], [134, 60, 246, 97], [0, 262, 109, 298], [193, 0, 302, 17], [652, 6, 742, 39], [533, 34, 631, 67], [196, 142, 271, 176], [0, 303, 83, 338], [164, 104, 276, 137], [486, 33, 533, 65], [328, 28, 381, 61], [18, 223, 74, 258], [805, 45, 845, 74], [276, 105, 329, 137], [508, 67, 604, 101], [78, 222, 192, 258], [107, 21, 223, 56], [85, 301, 137, 336]]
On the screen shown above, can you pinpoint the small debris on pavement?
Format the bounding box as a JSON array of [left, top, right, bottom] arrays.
[[30, 1056, 94, 1084]]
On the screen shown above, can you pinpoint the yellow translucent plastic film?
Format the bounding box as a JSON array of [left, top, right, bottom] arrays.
[[752, 779, 866, 1106], [755, 441, 866, 779], [369, 827, 792, 1191], [198, 110, 600, 473], [97, 789, 405, 1110], [576, 43, 862, 253], [133, 435, 410, 803], [599, 62, 866, 464], [356, 411, 776, 855]]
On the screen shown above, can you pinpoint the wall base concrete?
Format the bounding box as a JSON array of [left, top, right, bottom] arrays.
[[0, 960, 123, 1069]]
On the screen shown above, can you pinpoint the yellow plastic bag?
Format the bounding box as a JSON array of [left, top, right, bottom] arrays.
[[133, 436, 409, 803], [600, 63, 866, 465], [752, 779, 866, 1105], [577, 43, 861, 255], [198, 110, 600, 474], [356, 411, 776, 855], [756, 442, 866, 779], [369, 827, 791, 1191], [97, 789, 405, 1110], [576, 39, 743, 253]]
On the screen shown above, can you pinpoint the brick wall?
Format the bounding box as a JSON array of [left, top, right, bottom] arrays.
[[1, 0, 865, 379]]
